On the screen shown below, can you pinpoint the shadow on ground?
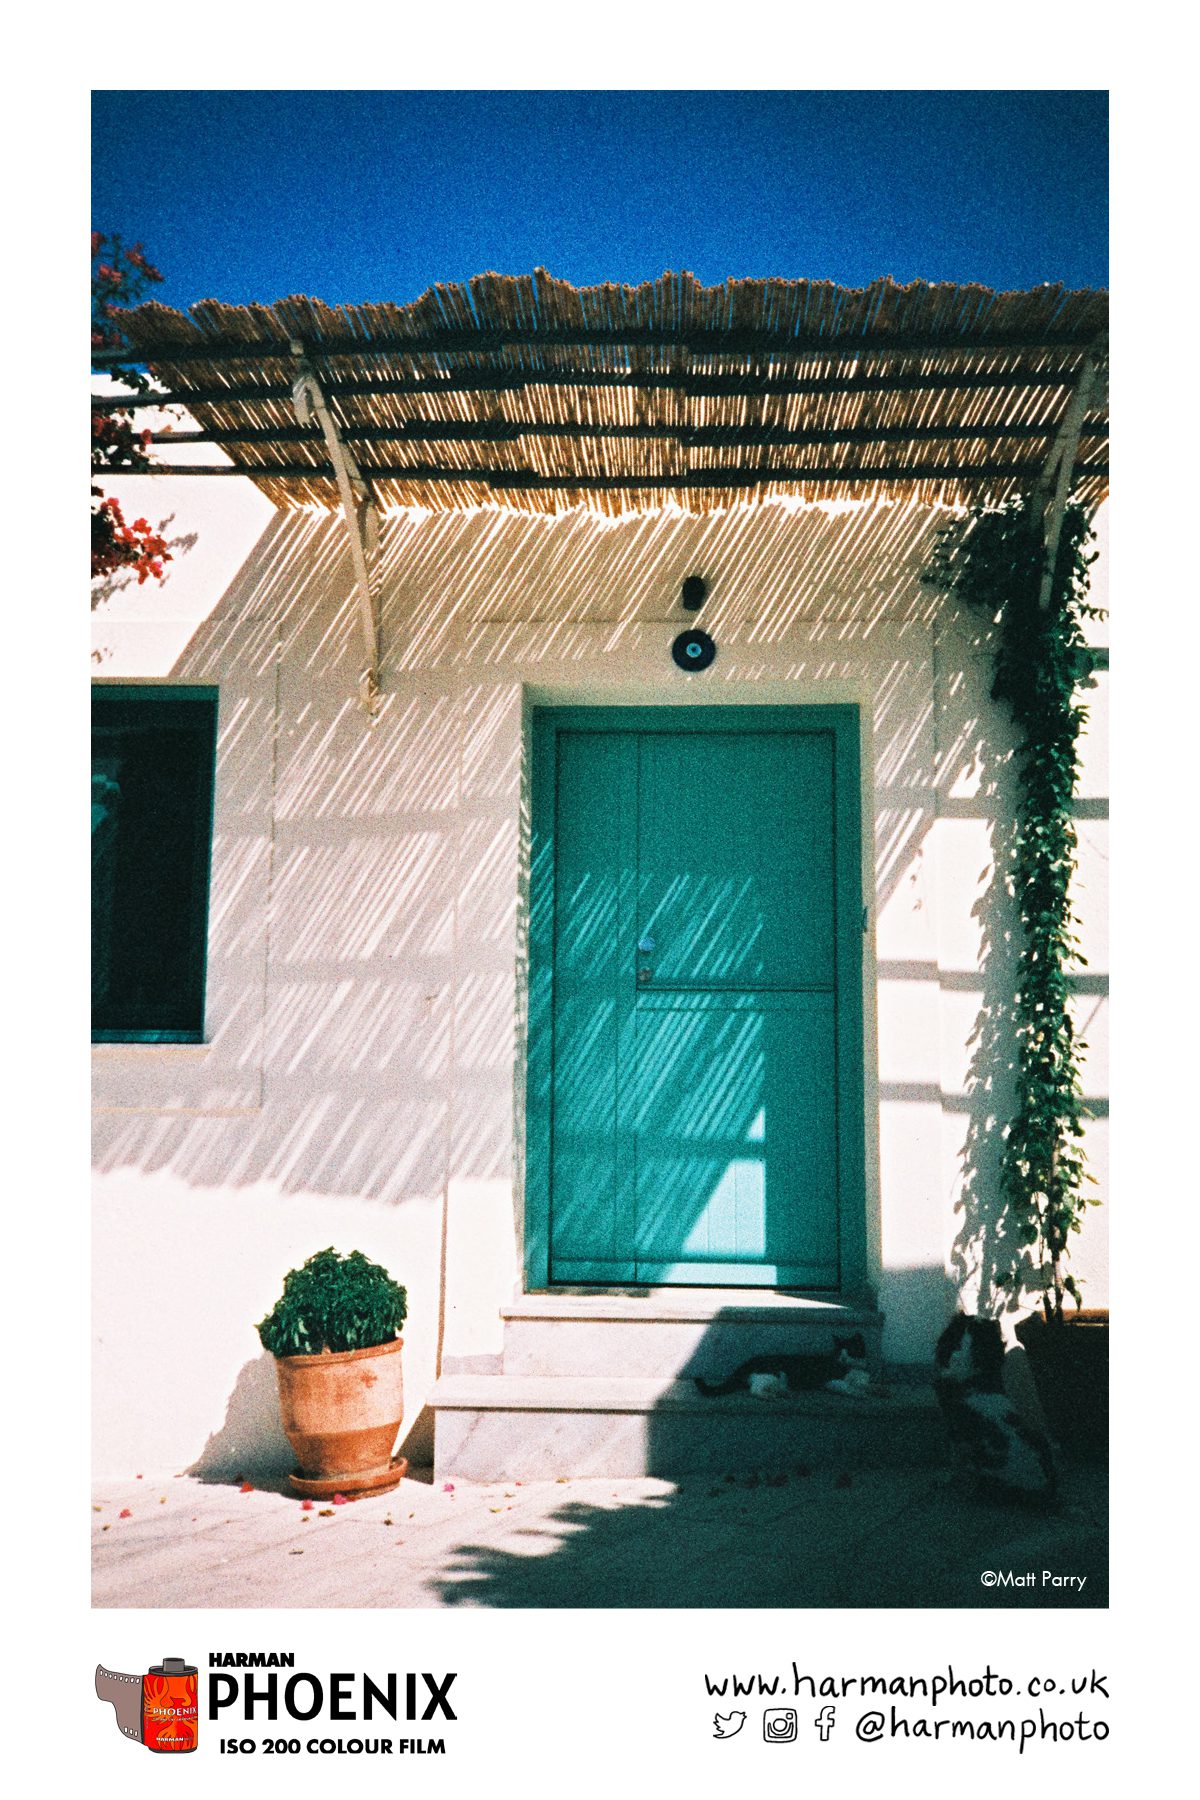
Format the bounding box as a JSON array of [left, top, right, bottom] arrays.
[[431, 1459, 1107, 1609]]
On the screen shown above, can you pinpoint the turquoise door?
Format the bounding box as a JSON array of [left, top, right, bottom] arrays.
[[527, 707, 865, 1291]]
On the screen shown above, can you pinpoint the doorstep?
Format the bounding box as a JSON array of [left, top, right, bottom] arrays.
[[501, 1290, 880, 1322], [497, 1291, 885, 1379], [429, 1372, 940, 1481]]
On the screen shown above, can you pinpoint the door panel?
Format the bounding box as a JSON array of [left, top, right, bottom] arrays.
[[532, 707, 863, 1293], [546, 732, 636, 1280], [631, 991, 839, 1286], [637, 729, 835, 989]]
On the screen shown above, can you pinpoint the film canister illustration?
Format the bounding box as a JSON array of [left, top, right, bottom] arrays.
[[96, 1658, 198, 1752]]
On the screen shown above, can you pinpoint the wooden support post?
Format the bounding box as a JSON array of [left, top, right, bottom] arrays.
[[1033, 349, 1101, 610], [290, 345, 382, 719]]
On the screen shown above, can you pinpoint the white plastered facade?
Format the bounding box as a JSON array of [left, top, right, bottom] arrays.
[[91, 452, 1109, 1478]]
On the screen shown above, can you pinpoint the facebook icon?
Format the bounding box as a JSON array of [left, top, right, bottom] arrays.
[[814, 1705, 836, 1741]]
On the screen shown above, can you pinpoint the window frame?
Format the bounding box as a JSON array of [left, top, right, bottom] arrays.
[[91, 684, 219, 1045]]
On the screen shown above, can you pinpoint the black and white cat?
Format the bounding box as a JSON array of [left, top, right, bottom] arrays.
[[933, 1313, 1056, 1503], [695, 1332, 869, 1398]]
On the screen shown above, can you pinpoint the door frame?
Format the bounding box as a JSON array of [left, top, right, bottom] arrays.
[[524, 703, 867, 1295]]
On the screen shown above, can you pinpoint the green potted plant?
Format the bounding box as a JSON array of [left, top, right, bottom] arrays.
[[258, 1247, 409, 1498]]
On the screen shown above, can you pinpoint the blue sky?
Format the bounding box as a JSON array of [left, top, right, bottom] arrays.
[[91, 90, 1107, 309]]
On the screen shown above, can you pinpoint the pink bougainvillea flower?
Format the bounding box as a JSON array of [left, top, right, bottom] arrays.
[[331, 1493, 349, 1505], [119, 1508, 132, 1519], [442, 1482, 455, 1494], [300, 1499, 314, 1511]]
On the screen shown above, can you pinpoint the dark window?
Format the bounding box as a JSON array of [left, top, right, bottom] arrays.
[[91, 688, 218, 1042]]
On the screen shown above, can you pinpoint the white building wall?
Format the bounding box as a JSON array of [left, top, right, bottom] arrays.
[[92, 468, 1109, 1475]]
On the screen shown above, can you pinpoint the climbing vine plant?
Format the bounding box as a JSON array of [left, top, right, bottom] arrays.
[[928, 497, 1103, 1320]]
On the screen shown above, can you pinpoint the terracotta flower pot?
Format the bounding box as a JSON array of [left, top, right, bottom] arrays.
[[274, 1338, 406, 1497], [1015, 1308, 1108, 1463]]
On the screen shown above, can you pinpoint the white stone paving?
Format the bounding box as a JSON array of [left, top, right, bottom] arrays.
[[92, 1461, 1107, 1610]]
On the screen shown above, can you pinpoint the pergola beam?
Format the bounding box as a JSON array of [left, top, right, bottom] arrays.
[[124, 458, 1110, 488], [1032, 349, 1100, 610], [291, 345, 381, 718], [148, 420, 1108, 451], [94, 323, 1104, 368], [91, 366, 1088, 411]]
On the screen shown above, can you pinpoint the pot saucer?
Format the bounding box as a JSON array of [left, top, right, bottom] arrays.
[[289, 1456, 408, 1499]]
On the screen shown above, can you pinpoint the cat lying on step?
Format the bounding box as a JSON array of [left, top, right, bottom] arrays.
[[695, 1332, 869, 1397]]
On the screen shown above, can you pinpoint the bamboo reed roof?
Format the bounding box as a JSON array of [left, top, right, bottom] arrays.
[[103, 270, 1109, 515]]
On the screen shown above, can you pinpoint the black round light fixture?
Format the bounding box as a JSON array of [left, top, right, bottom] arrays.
[[681, 574, 708, 611], [672, 629, 716, 672]]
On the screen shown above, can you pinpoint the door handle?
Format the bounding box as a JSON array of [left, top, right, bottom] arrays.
[[636, 967, 653, 986]]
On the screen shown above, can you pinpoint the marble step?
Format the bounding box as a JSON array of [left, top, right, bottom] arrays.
[[430, 1372, 941, 1480], [500, 1292, 884, 1380]]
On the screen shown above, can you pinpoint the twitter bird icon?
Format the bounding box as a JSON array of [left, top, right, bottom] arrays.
[[713, 1711, 746, 1739]]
